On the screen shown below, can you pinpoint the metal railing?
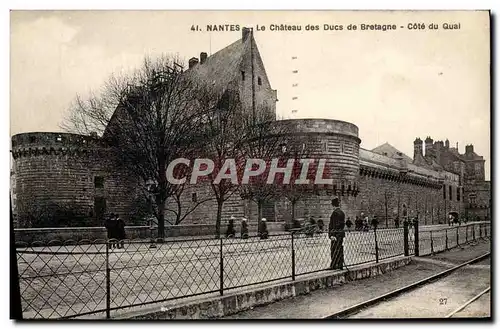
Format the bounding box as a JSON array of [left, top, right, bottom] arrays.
[[14, 221, 490, 319]]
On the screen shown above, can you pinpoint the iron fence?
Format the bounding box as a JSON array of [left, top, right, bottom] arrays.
[[15, 221, 490, 319]]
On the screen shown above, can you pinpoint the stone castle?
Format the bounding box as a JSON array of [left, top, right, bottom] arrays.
[[11, 28, 491, 231]]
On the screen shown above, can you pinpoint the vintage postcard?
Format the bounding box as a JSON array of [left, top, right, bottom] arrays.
[[10, 10, 491, 320]]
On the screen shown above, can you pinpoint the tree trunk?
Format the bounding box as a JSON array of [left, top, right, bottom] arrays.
[[257, 200, 263, 233], [215, 200, 223, 238], [157, 198, 165, 242], [291, 200, 296, 221]]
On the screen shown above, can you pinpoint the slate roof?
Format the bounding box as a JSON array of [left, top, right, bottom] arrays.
[[103, 33, 256, 138], [371, 142, 413, 163], [182, 36, 251, 93]]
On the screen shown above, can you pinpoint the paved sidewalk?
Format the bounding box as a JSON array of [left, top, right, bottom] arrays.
[[223, 240, 491, 319]]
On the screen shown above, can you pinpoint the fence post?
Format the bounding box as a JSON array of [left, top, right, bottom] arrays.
[[456, 227, 460, 246], [430, 231, 434, 255], [479, 224, 482, 238], [10, 197, 23, 320], [445, 229, 448, 251], [219, 238, 224, 296], [374, 227, 379, 263], [465, 225, 468, 242], [403, 220, 409, 256], [291, 232, 296, 281], [414, 219, 419, 257], [105, 241, 110, 319], [472, 224, 476, 241]]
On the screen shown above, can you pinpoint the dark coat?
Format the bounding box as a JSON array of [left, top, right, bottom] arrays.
[[241, 221, 249, 235], [116, 218, 126, 240], [226, 219, 236, 237], [329, 208, 346, 238], [259, 221, 268, 234], [104, 218, 117, 239]]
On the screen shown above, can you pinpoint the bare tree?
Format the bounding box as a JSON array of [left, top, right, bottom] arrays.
[[63, 55, 212, 241], [276, 136, 316, 222], [238, 110, 292, 228], [165, 184, 214, 225], [192, 87, 252, 237]]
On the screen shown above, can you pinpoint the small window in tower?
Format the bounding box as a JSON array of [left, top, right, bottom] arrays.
[[457, 187, 461, 201], [443, 185, 446, 200], [192, 192, 197, 203], [241, 71, 245, 81], [449, 186, 452, 201], [94, 176, 104, 188], [258, 77, 262, 85]]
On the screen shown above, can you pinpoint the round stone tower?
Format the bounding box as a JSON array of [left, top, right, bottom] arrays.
[[11, 132, 103, 227], [274, 118, 361, 221]]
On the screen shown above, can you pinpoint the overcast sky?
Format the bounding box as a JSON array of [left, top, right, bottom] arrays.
[[10, 10, 490, 179]]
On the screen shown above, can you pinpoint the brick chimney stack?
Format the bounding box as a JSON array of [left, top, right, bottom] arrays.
[[188, 57, 199, 69], [200, 52, 207, 64], [424, 136, 434, 158], [413, 137, 423, 159], [242, 27, 252, 41]]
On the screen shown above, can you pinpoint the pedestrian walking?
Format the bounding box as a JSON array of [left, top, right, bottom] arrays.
[[355, 215, 362, 231], [317, 219, 324, 232], [104, 213, 117, 249], [363, 215, 369, 231], [394, 217, 400, 228], [329, 197, 345, 270], [225, 216, 236, 238], [306, 216, 316, 237], [371, 215, 379, 229], [241, 217, 249, 239], [116, 214, 126, 249], [345, 217, 353, 231], [259, 218, 269, 239]]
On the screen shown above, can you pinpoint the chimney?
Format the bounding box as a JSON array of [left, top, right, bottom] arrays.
[[188, 57, 199, 69], [242, 27, 251, 41], [435, 141, 444, 162], [200, 52, 208, 64], [465, 144, 474, 154], [413, 137, 423, 159], [424, 136, 434, 158], [445, 139, 450, 149]]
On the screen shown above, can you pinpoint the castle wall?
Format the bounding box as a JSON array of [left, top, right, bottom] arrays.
[[12, 132, 140, 227]]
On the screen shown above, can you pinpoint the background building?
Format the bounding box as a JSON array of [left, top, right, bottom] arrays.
[[10, 28, 490, 229]]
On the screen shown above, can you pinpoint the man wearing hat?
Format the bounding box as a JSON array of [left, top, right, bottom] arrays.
[[329, 197, 346, 270], [225, 216, 236, 238], [259, 218, 269, 239], [241, 217, 249, 239]]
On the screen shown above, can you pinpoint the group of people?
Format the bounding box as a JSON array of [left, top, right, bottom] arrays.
[[225, 216, 269, 239], [343, 213, 380, 231], [223, 197, 348, 271], [104, 213, 126, 249]]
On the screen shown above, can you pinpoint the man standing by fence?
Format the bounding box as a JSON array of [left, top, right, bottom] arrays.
[[329, 197, 346, 270]]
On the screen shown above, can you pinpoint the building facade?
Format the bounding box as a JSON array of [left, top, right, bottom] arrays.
[[11, 28, 490, 229]]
